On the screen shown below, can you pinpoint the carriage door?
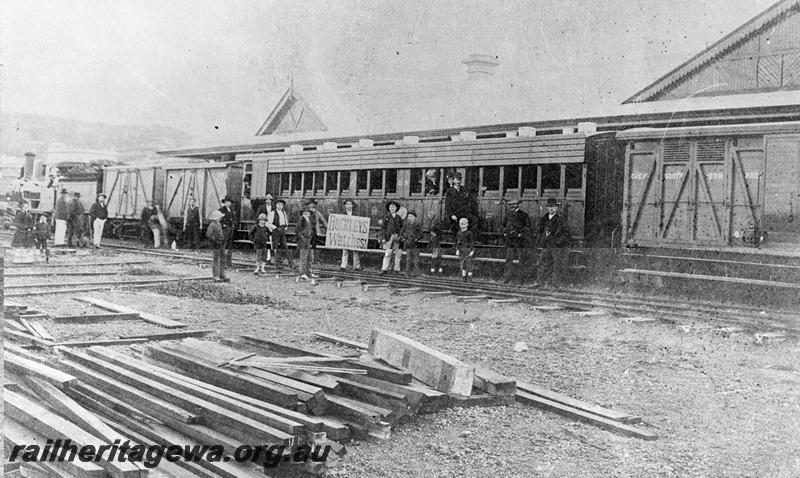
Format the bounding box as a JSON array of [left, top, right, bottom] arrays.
[[762, 134, 800, 245], [658, 139, 693, 244], [728, 140, 764, 244]]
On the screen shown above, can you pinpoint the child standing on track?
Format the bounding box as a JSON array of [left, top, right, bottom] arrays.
[[455, 217, 475, 282], [400, 211, 423, 276], [249, 213, 271, 275], [33, 215, 51, 262], [427, 209, 444, 274]]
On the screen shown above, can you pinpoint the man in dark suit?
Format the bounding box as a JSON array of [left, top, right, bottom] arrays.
[[536, 197, 571, 287], [380, 200, 404, 274], [445, 173, 478, 237], [183, 197, 201, 249], [218, 195, 236, 266], [500, 199, 533, 284]]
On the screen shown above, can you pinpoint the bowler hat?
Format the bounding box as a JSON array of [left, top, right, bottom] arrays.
[[307, 199, 317, 206], [97, 193, 107, 200], [222, 195, 233, 203], [257, 213, 267, 221], [546, 197, 558, 207], [73, 192, 81, 198], [274, 199, 286, 205], [385, 200, 401, 211], [343, 198, 355, 206], [301, 204, 311, 213], [406, 210, 417, 217], [507, 198, 521, 206]]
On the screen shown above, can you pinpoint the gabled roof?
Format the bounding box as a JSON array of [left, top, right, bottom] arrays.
[[255, 86, 328, 136], [624, 0, 800, 103]]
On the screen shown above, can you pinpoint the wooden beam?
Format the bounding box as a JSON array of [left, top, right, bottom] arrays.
[[24, 377, 124, 444], [54, 338, 150, 348], [4, 418, 108, 478], [472, 366, 517, 395], [75, 296, 187, 328], [313, 331, 368, 350], [119, 329, 216, 341], [27, 320, 55, 341], [6, 260, 150, 268], [51, 312, 139, 323], [4, 352, 76, 388], [3, 342, 48, 363], [450, 392, 515, 408], [5, 270, 121, 277], [516, 390, 657, 440], [4, 318, 28, 332], [58, 358, 202, 425], [85, 346, 312, 434], [368, 329, 475, 395], [4, 276, 213, 289], [18, 317, 42, 338], [5, 391, 143, 478], [516, 381, 639, 424], [4, 328, 55, 347], [142, 345, 298, 408]]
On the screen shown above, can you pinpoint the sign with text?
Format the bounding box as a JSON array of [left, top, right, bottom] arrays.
[[326, 214, 370, 250]]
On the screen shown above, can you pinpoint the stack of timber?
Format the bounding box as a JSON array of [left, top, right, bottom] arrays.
[[4, 342, 346, 477]]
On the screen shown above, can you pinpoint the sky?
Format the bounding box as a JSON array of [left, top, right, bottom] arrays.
[[1, 0, 784, 146]]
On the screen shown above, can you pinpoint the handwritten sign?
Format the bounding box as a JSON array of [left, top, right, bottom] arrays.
[[326, 214, 370, 250]]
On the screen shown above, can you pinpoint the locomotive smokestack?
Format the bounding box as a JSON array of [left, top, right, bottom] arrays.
[[24, 152, 35, 181]]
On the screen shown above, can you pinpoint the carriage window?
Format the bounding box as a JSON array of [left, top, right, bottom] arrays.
[[314, 171, 325, 194], [482, 166, 500, 191], [504, 166, 520, 191], [385, 169, 398, 194], [521, 165, 537, 190], [369, 169, 383, 193], [356, 170, 367, 191], [410, 168, 423, 194], [341, 171, 352, 192], [303, 172, 314, 191], [565, 164, 583, 189], [325, 171, 337, 193], [541, 164, 561, 190], [290, 172, 301, 193], [267, 173, 282, 195]]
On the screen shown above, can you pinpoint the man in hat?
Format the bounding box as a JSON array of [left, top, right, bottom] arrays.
[[340, 199, 362, 271], [380, 200, 404, 274], [536, 197, 571, 287], [267, 199, 293, 269], [89, 193, 108, 248], [183, 197, 201, 249], [445, 173, 478, 236], [207, 210, 229, 282], [500, 198, 533, 284], [307, 200, 328, 269], [67, 192, 85, 247], [141, 200, 159, 248], [218, 195, 236, 266], [296, 204, 314, 280], [54, 188, 72, 246], [400, 210, 423, 276]]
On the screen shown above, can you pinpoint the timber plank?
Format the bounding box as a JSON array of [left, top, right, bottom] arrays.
[[3, 343, 48, 363], [54, 338, 150, 347], [312, 331, 368, 350], [325, 395, 388, 424], [4, 352, 76, 388], [4, 318, 29, 332], [450, 392, 515, 408], [472, 366, 517, 395], [142, 345, 298, 408], [5, 391, 142, 478], [27, 320, 54, 340], [516, 391, 657, 440], [516, 381, 636, 423], [368, 329, 475, 395], [4, 418, 108, 478], [75, 297, 187, 328], [18, 317, 42, 338], [24, 378, 124, 444], [51, 312, 139, 323], [60, 352, 297, 447], [58, 358, 202, 425], [86, 346, 310, 434], [119, 329, 216, 341]]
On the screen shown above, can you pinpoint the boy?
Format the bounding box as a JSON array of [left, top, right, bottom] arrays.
[[296, 204, 314, 281], [340, 199, 362, 271], [379, 200, 403, 274], [400, 210, 423, 276], [33, 215, 51, 262], [427, 209, 444, 274], [248, 213, 270, 274], [207, 210, 229, 282], [455, 217, 475, 282]]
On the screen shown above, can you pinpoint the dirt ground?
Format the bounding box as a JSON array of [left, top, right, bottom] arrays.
[[7, 250, 800, 478]]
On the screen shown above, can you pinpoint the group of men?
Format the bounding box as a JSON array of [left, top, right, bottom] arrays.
[[51, 189, 108, 248]]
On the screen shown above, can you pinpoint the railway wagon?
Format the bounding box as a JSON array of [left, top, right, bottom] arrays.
[[237, 129, 626, 247], [103, 165, 166, 218], [618, 121, 800, 250], [162, 162, 243, 226]]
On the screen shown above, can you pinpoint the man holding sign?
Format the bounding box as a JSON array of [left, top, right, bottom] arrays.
[[327, 199, 369, 271]]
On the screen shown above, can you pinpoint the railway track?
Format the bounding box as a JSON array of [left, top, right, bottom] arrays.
[[99, 243, 800, 336]]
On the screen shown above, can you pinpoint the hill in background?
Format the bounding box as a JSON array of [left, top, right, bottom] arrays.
[[0, 112, 195, 162]]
